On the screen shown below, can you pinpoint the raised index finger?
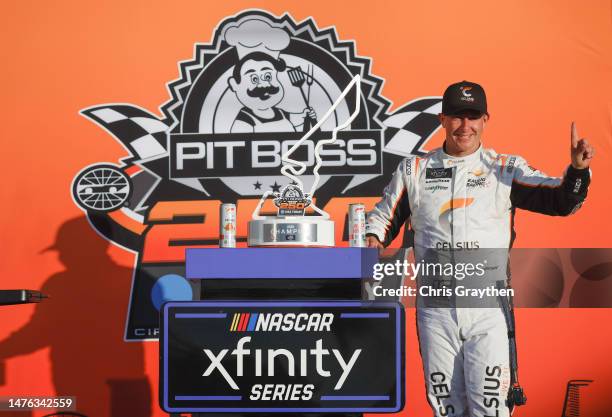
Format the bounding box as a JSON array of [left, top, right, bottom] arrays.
[[571, 121, 579, 148]]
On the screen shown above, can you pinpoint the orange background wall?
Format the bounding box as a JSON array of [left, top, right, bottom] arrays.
[[1, 1, 610, 416]]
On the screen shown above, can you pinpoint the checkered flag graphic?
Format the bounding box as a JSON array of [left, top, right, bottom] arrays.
[[81, 105, 169, 161], [383, 97, 442, 157]]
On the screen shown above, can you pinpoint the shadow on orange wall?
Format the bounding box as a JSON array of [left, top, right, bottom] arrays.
[[0, 216, 150, 417]]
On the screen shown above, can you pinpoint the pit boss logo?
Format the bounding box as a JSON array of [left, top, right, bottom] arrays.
[[161, 302, 404, 413], [70, 9, 442, 341]]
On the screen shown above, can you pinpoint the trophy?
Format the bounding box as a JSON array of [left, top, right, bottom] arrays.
[[248, 75, 362, 247]]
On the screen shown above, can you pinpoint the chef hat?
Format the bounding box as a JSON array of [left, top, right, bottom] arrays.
[[224, 18, 290, 60]]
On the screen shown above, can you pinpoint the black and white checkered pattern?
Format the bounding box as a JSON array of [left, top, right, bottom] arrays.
[[81, 105, 169, 160], [383, 97, 442, 157]]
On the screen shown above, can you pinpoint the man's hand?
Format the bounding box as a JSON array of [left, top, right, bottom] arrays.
[[366, 235, 384, 249], [571, 122, 595, 169]]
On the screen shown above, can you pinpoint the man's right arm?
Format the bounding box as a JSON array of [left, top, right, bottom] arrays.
[[366, 159, 411, 247], [510, 122, 594, 216]]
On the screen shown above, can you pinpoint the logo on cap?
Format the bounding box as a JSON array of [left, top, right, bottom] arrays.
[[460, 86, 475, 102]]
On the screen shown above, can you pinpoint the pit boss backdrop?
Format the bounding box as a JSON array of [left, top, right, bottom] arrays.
[[1, 1, 611, 417]]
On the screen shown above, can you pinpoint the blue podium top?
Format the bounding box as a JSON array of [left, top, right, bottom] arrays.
[[185, 248, 378, 279]]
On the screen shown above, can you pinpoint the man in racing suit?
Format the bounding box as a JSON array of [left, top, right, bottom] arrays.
[[366, 81, 594, 417]]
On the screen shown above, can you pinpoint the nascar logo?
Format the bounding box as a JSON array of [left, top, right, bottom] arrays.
[[230, 313, 334, 332]]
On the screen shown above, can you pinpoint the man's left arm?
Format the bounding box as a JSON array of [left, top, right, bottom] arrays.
[[510, 122, 594, 216]]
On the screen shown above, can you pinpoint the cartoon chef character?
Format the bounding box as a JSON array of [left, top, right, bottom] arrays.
[[224, 18, 316, 133]]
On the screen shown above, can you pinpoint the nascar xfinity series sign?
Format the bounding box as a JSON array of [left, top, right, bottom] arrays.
[[160, 301, 404, 413]]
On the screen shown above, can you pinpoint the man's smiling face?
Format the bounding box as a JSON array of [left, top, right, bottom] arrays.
[[229, 58, 285, 111], [439, 110, 488, 156]]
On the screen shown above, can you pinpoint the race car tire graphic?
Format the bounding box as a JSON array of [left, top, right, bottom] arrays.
[[72, 164, 132, 213]]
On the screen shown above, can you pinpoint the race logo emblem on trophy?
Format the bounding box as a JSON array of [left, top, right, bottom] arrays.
[[70, 9, 443, 339], [274, 185, 311, 216]]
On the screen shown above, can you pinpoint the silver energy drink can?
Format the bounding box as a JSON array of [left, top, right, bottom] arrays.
[[220, 203, 237, 248], [348, 203, 366, 247]]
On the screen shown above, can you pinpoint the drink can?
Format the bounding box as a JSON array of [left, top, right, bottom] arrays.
[[220, 203, 237, 248], [348, 203, 366, 247]]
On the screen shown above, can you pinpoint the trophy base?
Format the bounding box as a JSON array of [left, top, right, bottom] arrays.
[[248, 217, 335, 247]]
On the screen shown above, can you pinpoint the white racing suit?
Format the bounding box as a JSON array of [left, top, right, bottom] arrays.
[[367, 146, 590, 417]]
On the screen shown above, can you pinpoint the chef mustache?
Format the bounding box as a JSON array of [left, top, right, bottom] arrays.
[[247, 85, 280, 100]]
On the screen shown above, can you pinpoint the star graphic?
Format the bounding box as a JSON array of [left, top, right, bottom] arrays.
[[271, 181, 281, 193], [253, 181, 262, 190]]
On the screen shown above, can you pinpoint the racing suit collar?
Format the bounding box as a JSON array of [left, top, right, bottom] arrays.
[[440, 143, 482, 167]]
